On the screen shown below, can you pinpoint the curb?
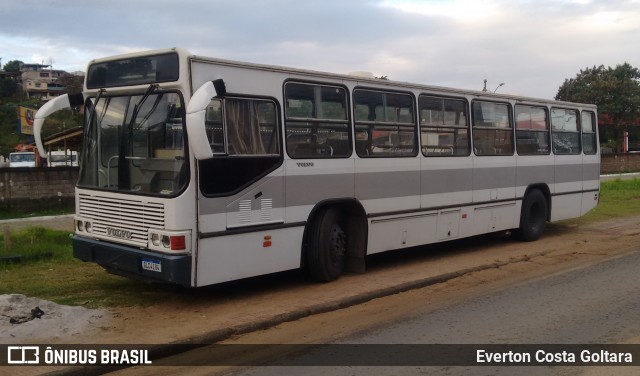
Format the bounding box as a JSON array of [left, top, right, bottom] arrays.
[[600, 172, 640, 182], [0, 214, 74, 226], [48, 250, 547, 376]]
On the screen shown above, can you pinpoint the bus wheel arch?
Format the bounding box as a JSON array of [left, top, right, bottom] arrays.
[[303, 199, 368, 282], [517, 186, 549, 241]]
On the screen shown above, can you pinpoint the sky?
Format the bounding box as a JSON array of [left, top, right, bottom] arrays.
[[1, 0, 639, 99]]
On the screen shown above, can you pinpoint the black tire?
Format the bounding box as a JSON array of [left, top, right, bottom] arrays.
[[518, 189, 548, 242], [306, 207, 347, 282]]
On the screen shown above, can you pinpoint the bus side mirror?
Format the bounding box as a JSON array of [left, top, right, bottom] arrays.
[[34, 93, 84, 154], [186, 80, 226, 160]]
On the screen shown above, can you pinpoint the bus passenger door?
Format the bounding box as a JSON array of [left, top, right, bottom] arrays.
[[581, 110, 599, 216], [551, 108, 584, 221], [469, 101, 516, 233]]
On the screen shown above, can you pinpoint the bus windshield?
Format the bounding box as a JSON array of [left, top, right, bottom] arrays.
[[78, 91, 188, 196]]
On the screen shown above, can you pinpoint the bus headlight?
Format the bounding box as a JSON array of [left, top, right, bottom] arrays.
[[162, 235, 171, 248], [75, 217, 93, 234], [151, 233, 161, 246]]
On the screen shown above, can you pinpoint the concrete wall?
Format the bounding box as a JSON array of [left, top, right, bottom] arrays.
[[601, 154, 640, 174], [0, 167, 77, 213]]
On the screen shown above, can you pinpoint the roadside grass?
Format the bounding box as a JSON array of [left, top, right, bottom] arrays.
[[0, 259, 187, 308], [568, 178, 640, 223], [0, 227, 189, 308], [1, 178, 639, 308], [0, 227, 72, 261]]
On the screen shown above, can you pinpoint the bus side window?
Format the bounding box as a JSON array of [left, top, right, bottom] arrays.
[[472, 101, 513, 156], [551, 108, 581, 155], [284, 82, 351, 159], [353, 89, 417, 158], [582, 111, 597, 155], [419, 95, 470, 157], [515, 105, 550, 155], [205, 98, 280, 156]]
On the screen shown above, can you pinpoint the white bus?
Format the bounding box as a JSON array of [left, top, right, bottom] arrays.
[[9, 152, 36, 168], [34, 48, 599, 287], [48, 150, 78, 167]]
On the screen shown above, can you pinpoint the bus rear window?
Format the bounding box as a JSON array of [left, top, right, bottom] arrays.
[[87, 53, 179, 89]]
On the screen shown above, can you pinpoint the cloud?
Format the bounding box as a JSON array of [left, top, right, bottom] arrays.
[[379, 0, 504, 23], [1, 0, 639, 99]]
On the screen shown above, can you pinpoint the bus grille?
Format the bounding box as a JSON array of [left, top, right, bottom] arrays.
[[78, 193, 165, 246]]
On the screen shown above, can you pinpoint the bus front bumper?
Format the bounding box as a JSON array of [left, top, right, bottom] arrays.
[[73, 236, 192, 287]]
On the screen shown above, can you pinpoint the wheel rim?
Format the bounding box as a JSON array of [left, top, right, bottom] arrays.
[[329, 224, 347, 264]]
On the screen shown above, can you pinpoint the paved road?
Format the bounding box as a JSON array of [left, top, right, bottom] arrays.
[[230, 250, 640, 376]]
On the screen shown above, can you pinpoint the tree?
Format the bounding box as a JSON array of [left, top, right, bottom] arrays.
[[555, 63, 640, 153], [57, 73, 84, 95], [2, 60, 23, 73], [1, 60, 21, 100], [0, 77, 17, 98], [0, 104, 25, 157]]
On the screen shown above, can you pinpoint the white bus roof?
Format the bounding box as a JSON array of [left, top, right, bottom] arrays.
[[86, 47, 596, 110]]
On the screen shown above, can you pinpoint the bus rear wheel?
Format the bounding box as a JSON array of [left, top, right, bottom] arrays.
[[517, 189, 547, 242], [306, 207, 347, 282]]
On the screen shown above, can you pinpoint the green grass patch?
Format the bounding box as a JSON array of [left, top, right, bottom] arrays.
[[0, 259, 188, 308], [0, 226, 190, 308], [0, 227, 73, 262], [572, 178, 640, 223]]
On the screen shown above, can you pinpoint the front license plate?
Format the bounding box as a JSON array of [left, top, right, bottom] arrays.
[[141, 259, 162, 272]]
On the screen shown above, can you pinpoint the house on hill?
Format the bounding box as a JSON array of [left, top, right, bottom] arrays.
[[20, 63, 69, 100]]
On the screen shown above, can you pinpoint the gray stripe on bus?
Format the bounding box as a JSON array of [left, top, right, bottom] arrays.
[[198, 163, 600, 215]]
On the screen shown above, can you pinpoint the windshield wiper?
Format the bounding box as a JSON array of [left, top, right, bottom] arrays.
[[86, 89, 106, 128], [130, 84, 158, 125]]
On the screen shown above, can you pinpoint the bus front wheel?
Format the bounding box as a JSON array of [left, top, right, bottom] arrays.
[[306, 207, 347, 282], [517, 189, 547, 242]]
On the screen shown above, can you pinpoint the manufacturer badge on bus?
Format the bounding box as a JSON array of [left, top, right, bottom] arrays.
[[106, 227, 133, 240]]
